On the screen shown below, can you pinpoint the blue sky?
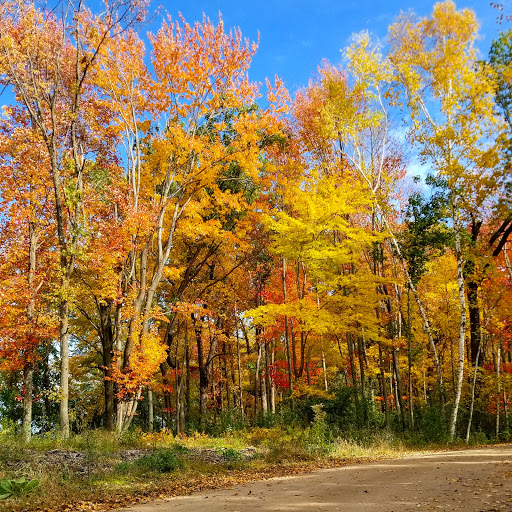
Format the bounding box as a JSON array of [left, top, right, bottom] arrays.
[[1, 0, 508, 183], [152, 0, 509, 95], [2, 1, 508, 103]]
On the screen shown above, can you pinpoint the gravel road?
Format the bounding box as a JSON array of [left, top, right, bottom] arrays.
[[119, 445, 512, 512]]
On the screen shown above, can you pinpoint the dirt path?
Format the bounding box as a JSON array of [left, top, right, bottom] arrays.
[[119, 446, 512, 512]]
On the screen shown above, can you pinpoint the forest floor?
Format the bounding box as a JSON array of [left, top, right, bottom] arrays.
[[116, 445, 512, 512]]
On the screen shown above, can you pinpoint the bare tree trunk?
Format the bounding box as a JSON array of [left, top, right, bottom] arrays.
[[270, 341, 276, 413], [264, 341, 271, 411], [464, 220, 482, 365], [322, 352, 328, 392], [378, 343, 389, 428], [392, 347, 406, 429], [282, 258, 294, 394], [466, 340, 482, 443], [502, 337, 509, 427], [234, 312, 244, 424], [99, 302, 115, 431], [176, 362, 185, 435], [147, 387, 154, 433], [449, 205, 467, 440], [22, 221, 37, 443], [115, 402, 125, 434], [178, 372, 185, 434], [357, 336, 367, 423], [504, 243, 512, 281], [346, 333, 360, 418], [22, 365, 33, 443], [407, 288, 414, 429], [260, 342, 268, 414], [255, 340, 261, 416], [496, 340, 501, 439], [59, 299, 70, 439], [185, 333, 190, 412], [122, 389, 142, 432], [224, 341, 232, 413], [195, 319, 217, 431]]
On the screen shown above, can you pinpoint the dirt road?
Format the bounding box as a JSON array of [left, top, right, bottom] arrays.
[[119, 446, 512, 512]]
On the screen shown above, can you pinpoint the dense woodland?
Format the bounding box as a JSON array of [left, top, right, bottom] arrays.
[[0, 0, 511, 444]]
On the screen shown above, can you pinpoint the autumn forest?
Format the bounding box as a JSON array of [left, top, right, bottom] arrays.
[[1, 0, 511, 449]]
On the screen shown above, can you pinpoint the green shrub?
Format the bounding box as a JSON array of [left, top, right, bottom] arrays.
[[171, 443, 189, 455], [414, 405, 450, 443], [221, 448, 242, 461], [115, 462, 131, 474], [134, 449, 183, 473]]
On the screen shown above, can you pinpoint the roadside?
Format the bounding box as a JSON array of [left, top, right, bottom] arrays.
[[0, 429, 507, 512], [117, 446, 512, 512]]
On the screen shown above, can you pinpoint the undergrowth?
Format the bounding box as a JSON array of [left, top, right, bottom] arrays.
[[0, 413, 498, 512]]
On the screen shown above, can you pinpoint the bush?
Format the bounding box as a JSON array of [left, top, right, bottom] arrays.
[[414, 405, 450, 443], [221, 448, 242, 461], [134, 449, 183, 473]]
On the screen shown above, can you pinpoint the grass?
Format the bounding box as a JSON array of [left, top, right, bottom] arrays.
[[0, 426, 492, 512]]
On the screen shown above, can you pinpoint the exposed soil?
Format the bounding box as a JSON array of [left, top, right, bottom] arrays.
[[116, 445, 512, 512]]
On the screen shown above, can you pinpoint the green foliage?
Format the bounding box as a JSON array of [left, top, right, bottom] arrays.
[[219, 447, 242, 461], [489, 28, 512, 129], [401, 178, 451, 285], [134, 449, 183, 473], [302, 404, 335, 455], [0, 477, 40, 500], [170, 442, 189, 455], [407, 405, 451, 444], [322, 388, 358, 428]]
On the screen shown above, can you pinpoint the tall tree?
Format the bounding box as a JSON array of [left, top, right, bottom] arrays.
[[0, 0, 149, 438], [389, 0, 502, 438], [0, 106, 57, 441]]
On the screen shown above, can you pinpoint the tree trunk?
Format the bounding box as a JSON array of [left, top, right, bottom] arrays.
[[265, 341, 272, 410], [224, 340, 232, 413], [234, 311, 244, 423], [466, 339, 482, 443], [42, 343, 52, 433], [147, 387, 154, 433], [22, 365, 33, 443], [406, 287, 414, 428], [378, 343, 389, 428], [99, 301, 115, 431], [466, 276, 481, 366], [185, 333, 190, 412], [496, 340, 501, 439], [449, 203, 467, 440], [464, 219, 482, 365], [178, 370, 185, 434], [270, 341, 276, 413], [357, 336, 367, 422], [282, 259, 294, 394], [195, 316, 218, 431], [254, 340, 261, 416], [176, 363, 185, 435], [22, 221, 38, 443], [346, 333, 360, 417], [59, 299, 70, 439], [322, 352, 328, 392], [260, 342, 268, 414], [392, 347, 406, 429]]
